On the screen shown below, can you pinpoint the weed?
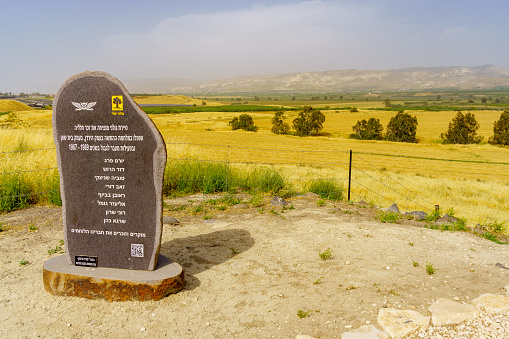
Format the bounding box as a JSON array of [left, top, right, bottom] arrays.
[[59, 239, 64, 246], [282, 204, 295, 211], [487, 221, 506, 234], [426, 261, 435, 275], [313, 277, 324, 285], [19, 259, 29, 266], [346, 285, 357, 290], [297, 310, 311, 318], [167, 205, 186, 212], [347, 232, 352, 238], [413, 260, 419, 267], [48, 245, 63, 255], [230, 247, 239, 255], [257, 207, 265, 214], [343, 210, 352, 214], [481, 232, 504, 244], [316, 199, 326, 207], [192, 205, 204, 214], [45, 169, 61, 206], [269, 209, 285, 219], [249, 194, 264, 207], [216, 206, 226, 211], [203, 214, 213, 220], [319, 248, 332, 261], [376, 211, 400, 223], [425, 209, 441, 222], [409, 242, 414, 246], [389, 289, 400, 296], [28, 224, 37, 231], [0, 223, 5, 232]]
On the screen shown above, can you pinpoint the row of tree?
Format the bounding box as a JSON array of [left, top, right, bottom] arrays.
[[229, 108, 509, 146]]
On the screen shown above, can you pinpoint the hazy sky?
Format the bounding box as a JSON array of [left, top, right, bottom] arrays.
[[2, 0, 509, 93]]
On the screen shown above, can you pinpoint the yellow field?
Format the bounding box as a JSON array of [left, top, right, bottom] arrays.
[[2, 105, 509, 230], [133, 95, 221, 106]]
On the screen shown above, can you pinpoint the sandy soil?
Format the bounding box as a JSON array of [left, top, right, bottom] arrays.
[[1, 194, 508, 338]]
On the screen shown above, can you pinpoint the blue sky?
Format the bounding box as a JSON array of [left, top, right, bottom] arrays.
[[1, 0, 509, 93]]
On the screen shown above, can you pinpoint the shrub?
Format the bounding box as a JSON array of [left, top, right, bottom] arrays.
[[307, 179, 343, 201], [271, 111, 290, 134], [488, 109, 509, 145], [385, 111, 418, 143], [350, 117, 383, 140], [292, 106, 325, 136], [441, 111, 483, 144], [229, 114, 258, 131]]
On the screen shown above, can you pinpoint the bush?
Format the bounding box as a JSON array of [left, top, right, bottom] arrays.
[[350, 117, 383, 140], [271, 111, 290, 134], [307, 179, 343, 201], [385, 111, 418, 143], [441, 111, 483, 144], [229, 114, 258, 131], [292, 106, 325, 136], [488, 109, 509, 145]]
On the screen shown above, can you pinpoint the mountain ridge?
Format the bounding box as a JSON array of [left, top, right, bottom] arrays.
[[123, 65, 509, 94]]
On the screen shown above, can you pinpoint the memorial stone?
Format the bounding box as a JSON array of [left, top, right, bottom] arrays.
[[52, 71, 165, 270], [43, 71, 183, 301]]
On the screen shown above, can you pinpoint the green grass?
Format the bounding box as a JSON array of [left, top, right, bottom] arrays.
[[0, 173, 34, 212], [376, 211, 400, 223], [164, 160, 289, 196], [307, 179, 344, 201], [426, 261, 435, 275]]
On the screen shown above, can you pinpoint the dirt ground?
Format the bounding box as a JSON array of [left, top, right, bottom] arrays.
[[1, 194, 509, 338]]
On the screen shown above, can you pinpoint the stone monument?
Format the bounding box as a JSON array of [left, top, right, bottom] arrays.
[[43, 71, 184, 301]]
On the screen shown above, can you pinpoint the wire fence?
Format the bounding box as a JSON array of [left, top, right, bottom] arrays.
[[1, 142, 508, 228]]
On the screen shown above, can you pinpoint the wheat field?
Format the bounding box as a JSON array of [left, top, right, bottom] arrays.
[[1, 101, 509, 229]]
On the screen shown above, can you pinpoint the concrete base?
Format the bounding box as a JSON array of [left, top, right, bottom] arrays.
[[43, 255, 184, 301]]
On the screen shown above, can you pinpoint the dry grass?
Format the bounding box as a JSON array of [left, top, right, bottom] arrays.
[[0, 100, 34, 112], [2, 106, 509, 230]]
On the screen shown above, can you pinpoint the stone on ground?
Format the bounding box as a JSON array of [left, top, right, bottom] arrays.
[[386, 204, 400, 214], [472, 293, 509, 314], [377, 308, 429, 338], [428, 298, 480, 326], [341, 324, 389, 339]]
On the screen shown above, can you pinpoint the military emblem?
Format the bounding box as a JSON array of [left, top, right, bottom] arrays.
[[72, 102, 96, 111]]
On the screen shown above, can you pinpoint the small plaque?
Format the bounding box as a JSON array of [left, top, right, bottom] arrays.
[[75, 256, 98, 268]]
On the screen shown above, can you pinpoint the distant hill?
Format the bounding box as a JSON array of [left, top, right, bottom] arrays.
[[125, 65, 509, 94]]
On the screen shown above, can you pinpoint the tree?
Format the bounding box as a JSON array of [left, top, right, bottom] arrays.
[[271, 111, 290, 135], [386, 111, 418, 143], [350, 118, 383, 140], [441, 111, 483, 144], [292, 106, 325, 136], [489, 109, 509, 145], [229, 114, 258, 132], [383, 98, 391, 108]]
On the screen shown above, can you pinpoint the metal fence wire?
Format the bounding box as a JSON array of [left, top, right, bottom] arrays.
[[0, 142, 506, 226]]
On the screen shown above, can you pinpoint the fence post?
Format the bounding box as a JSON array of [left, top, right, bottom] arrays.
[[226, 145, 230, 193], [348, 150, 352, 201]]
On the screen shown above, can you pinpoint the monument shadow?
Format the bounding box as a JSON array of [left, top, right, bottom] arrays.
[[160, 228, 254, 290]]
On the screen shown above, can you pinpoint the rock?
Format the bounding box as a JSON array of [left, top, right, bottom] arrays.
[[386, 204, 400, 214], [435, 214, 458, 225], [472, 293, 509, 314], [404, 211, 428, 221], [270, 196, 288, 206], [296, 335, 317, 339], [377, 308, 429, 338], [341, 324, 390, 338], [428, 298, 480, 326], [163, 216, 180, 225], [232, 203, 249, 210]]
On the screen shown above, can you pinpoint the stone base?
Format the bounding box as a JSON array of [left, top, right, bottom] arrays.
[[43, 255, 184, 301]]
